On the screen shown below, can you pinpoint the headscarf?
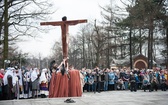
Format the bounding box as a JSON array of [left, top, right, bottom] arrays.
[[39, 68, 47, 83], [24, 70, 31, 82], [12, 68, 17, 86], [18, 69, 23, 86], [31, 68, 38, 82], [3, 67, 16, 86]]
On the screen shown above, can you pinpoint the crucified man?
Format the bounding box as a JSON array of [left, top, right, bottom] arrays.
[[40, 16, 87, 65]]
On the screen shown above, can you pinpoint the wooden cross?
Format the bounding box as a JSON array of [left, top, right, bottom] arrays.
[[40, 16, 87, 63]]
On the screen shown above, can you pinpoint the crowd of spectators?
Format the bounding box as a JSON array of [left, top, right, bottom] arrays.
[[80, 67, 168, 93], [0, 66, 167, 100]]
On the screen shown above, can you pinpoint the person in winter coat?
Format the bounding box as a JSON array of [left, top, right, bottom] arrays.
[[129, 72, 137, 92]]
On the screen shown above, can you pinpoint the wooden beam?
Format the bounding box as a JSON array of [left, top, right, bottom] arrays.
[[40, 19, 87, 26]]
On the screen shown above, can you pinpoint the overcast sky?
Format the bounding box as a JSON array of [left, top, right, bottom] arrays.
[[17, 0, 120, 58]]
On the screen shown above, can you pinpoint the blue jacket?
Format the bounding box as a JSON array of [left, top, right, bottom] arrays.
[[108, 72, 115, 84]]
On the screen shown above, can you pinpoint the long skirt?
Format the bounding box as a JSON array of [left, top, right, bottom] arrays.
[[49, 72, 69, 97], [32, 79, 39, 90], [68, 70, 82, 97], [23, 81, 28, 94], [40, 82, 48, 96], [23, 81, 31, 98]]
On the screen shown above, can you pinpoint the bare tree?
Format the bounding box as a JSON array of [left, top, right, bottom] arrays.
[[100, 0, 130, 68], [91, 20, 106, 68], [0, 0, 54, 67]]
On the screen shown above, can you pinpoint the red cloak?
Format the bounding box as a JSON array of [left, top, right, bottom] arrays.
[[49, 70, 82, 98], [68, 70, 82, 97], [49, 72, 69, 98]]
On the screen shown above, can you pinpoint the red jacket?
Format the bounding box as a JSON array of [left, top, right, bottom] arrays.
[[0, 73, 4, 79]]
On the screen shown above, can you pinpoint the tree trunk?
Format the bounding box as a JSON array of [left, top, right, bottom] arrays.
[[166, 27, 168, 70], [129, 27, 133, 69], [3, 0, 9, 68], [148, 28, 151, 69], [107, 31, 110, 68], [95, 51, 100, 67], [82, 33, 85, 68], [139, 28, 142, 54], [148, 21, 154, 69], [150, 26, 154, 69]]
